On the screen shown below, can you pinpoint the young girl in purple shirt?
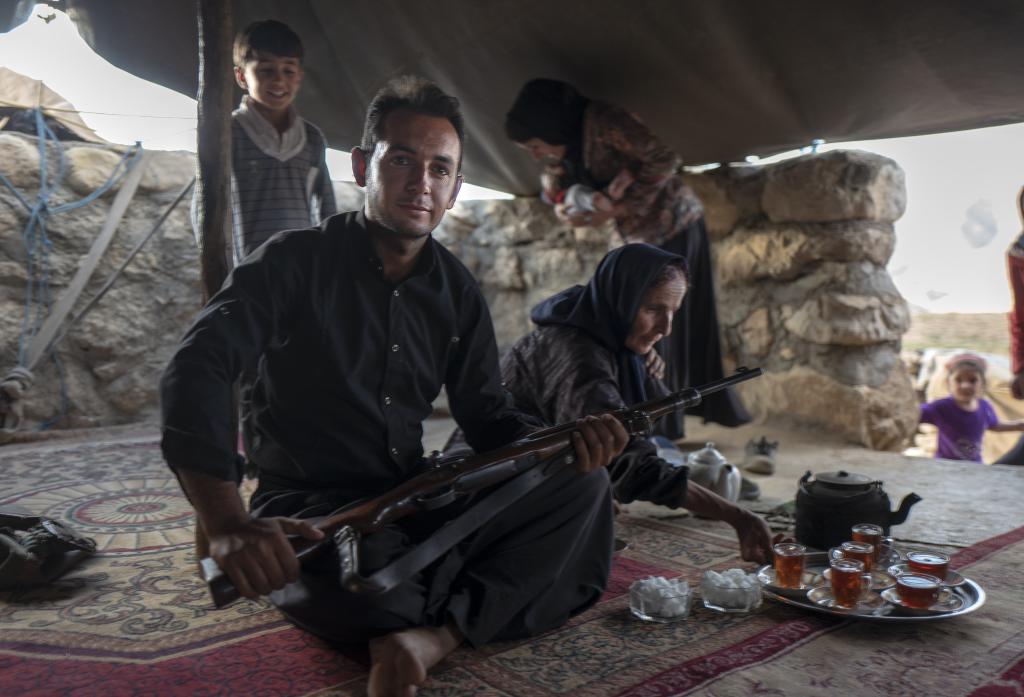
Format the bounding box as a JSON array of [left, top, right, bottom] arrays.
[[920, 353, 1024, 462]]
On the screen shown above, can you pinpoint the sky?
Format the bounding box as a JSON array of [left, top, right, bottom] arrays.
[[2, 6, 1022, 314]]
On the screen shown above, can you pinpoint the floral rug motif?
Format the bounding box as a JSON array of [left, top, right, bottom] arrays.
[[1, 435, 1022, 696]]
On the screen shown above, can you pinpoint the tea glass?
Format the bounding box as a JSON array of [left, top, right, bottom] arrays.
[[829, 540, 875, 572], [773, 542, 806, 589], [851, 523, 884, 561], [829, 558, 872, 608], [906, 551, 950, 580], [895, 571, 942, 609]]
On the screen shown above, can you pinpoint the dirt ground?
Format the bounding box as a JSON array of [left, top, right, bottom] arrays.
[[903, 312, 1009, 355]]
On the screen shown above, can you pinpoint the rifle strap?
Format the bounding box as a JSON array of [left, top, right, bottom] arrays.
[[340, 454, 563, 594]]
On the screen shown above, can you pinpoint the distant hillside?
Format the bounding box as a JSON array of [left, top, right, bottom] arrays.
[[902, 312, 1009, 356]]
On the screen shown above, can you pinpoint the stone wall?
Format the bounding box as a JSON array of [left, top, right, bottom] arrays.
[[0, 133, 199, 429], [0, 133, 917, 449], [683, 151, 917, 450], [433, 199, 615, 350]]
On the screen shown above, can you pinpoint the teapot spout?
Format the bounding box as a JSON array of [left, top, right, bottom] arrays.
[[890, 492, 923, 526]]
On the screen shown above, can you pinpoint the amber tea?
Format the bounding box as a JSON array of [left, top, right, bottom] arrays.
[[837, 541, 875, 571], [895, 572, 941, 609], [829, 558, 870, 608], [851, 523, 884, 560], [773, 542, 806, 588], [906, 551, 949, 579]]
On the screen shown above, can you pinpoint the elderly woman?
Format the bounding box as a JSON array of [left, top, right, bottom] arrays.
[[505, 78, 748, 435], [451, 244, 773, 563]]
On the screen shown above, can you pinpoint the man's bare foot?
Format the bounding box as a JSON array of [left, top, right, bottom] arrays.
[[367, 623, 463, 697]]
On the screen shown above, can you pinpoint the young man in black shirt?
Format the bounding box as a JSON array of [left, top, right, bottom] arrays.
[[161, 76, 628, 697]]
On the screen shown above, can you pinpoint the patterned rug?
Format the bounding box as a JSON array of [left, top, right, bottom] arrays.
[[1, 436, 1022, 696]]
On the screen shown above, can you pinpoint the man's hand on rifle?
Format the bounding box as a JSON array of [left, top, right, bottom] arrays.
[[175, 468, 326, 600], [569, 414, 629, 472], [206, 516, 325, 599]]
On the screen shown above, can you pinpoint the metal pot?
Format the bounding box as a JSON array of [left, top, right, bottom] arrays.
[[686, 442, 742, 503], [794, 470, 921, 551]]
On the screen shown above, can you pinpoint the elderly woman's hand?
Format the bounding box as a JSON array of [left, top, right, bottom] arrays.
[[644, 349, 666, 381], [732, 510, 775, 565]]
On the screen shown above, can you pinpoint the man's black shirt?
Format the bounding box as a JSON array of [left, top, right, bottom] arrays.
[[160, 211, 537, 498]]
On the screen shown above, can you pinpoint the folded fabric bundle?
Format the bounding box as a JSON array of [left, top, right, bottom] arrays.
[[0, 508, 96, 591]]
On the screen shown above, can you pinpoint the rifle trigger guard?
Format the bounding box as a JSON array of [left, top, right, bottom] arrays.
[[620, 409, 653, 438], [413, 487, 457, 510]]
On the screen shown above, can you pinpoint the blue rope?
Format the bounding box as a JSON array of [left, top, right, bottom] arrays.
[[0, 108, 142, 429]]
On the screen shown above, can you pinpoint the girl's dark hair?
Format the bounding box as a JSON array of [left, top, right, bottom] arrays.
[[504, 78, 589, 146], [361, 75, 465, 169], [234, 20, 303, 67]]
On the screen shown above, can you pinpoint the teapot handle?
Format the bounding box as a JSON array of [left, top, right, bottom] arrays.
[[799, 470, 812, 485]]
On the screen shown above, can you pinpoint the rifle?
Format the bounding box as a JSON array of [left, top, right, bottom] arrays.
[[202, 366, 763, 607]]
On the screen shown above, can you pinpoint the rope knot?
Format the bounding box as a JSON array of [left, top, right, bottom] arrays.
[[0, 366, 35, 434]]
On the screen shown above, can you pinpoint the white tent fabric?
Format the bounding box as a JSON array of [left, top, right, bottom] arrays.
[[0, 66, 106, 144]]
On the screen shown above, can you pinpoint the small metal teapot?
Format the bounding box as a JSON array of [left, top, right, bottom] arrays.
[[795, 470, 921, 550], [686, 442, 742, 503]]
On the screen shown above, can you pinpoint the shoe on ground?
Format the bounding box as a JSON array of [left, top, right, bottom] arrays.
[[743, 436, 779, 475], [739, 477, 761, 501]]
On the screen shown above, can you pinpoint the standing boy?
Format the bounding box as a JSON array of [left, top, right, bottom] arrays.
[[227, 19, 336, 261]]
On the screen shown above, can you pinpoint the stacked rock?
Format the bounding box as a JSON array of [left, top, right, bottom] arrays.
[[684, 150, 918, 450], [433, 197, 615, 352], [0, 134, 199, 430]]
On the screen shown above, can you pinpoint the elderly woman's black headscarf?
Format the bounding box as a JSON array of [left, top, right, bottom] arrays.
[[530, 244, 687, 405]]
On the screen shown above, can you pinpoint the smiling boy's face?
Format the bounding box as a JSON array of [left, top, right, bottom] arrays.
[[235, 50, 303, 123]]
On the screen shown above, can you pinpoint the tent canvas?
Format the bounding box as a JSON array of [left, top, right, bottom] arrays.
[[1, 0, 1021, 194], [0, 66, 105, 143]]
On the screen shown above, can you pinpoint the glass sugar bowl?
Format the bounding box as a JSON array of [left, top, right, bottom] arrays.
[[701, 569, 762, 613], [629, 576, 693, 622]]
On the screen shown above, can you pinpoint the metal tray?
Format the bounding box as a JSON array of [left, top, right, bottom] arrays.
[[761, 552, 987, 622]]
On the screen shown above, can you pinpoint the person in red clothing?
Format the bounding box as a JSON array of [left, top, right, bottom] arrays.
[[996, 185, 1024, 465]]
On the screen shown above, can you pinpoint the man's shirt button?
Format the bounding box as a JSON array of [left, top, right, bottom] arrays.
[[390, 447, 398, 456], [384, 396, 392, 406], [391, 344, 400, 352]]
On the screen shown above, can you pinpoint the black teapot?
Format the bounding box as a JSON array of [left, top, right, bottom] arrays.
[[794, 470, 921, 551]]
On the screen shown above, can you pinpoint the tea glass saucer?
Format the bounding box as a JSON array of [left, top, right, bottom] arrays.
[[876, 547, 904, 566], [822, 567, 896, 591], [887, 563, 965, 587], [756, 565, 819, 598], [880, 587, 964, 614], [806, 585, 887, 614]]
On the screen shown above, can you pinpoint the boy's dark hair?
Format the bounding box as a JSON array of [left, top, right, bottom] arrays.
[[361, 76, 466, 169], [233, 20, 303, 68]]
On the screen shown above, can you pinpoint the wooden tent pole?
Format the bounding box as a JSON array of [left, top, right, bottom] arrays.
[[196, 0, 233, 303], [194, 0, 235, 567]]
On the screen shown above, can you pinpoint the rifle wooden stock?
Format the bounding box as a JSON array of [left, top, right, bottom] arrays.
[[202, 366, 762, 607]]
